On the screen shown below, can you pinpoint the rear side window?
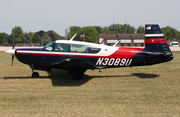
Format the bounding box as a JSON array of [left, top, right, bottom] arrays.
[[88, 47, 101, 53], [70, 44, 101, 54], [70, 44, 88, 53]]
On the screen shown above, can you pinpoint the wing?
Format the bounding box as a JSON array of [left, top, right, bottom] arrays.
[[51, 58, 97, 70]]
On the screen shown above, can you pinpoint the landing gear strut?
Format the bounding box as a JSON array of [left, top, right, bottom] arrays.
[[30, 65, 40, 78], [32, 72, 39, 78], [68, 69, 87, 80]]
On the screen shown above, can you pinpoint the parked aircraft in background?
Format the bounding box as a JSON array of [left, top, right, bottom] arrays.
[[5, 24, 173, 79]]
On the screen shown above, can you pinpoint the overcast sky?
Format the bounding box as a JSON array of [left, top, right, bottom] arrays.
[[1, 0, 180, 36]]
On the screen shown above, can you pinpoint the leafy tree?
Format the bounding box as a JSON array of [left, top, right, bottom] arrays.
[[94, 26, 103, 33], [161, 26, 178, 40], [32, 32, 41, 44], [69, 26, 81, 33], [177, 31, 180, 40], [78, 26, 98, 43], [0, 33, 9, 45], [137, 26, 145, 33], [119, 24, 136, 33], [11, 26, 24, 44], [68, 26, 82, 40], [37, 30, 45, 37], [98, 24, 136, 34], [68, 26, 99, 42], [99, 26, 113, 34], [111, 24, 119, 33], [46, 30, 65, 41], [33, 30, 65, 45], [24, 32, 33, 44], [41, 33, 51, 46], [28, 32, 34, 42]]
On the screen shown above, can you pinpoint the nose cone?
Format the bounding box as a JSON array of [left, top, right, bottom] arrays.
[[5, 49, 15, 55]]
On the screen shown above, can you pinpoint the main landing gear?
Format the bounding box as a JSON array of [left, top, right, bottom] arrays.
[[68, 69, 87, 80], [30, 67, 87, 79], [32, 71, 39, 78]]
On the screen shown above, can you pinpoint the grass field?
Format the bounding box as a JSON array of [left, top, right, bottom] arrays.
[[0, 51, 180, 117]]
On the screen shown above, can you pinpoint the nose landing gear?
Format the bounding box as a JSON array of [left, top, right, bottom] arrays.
[[30, 65, 40, 78]]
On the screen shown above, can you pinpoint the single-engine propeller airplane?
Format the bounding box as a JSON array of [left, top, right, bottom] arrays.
[[5, 24, 173, 79]]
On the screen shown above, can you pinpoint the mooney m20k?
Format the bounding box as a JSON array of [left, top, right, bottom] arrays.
[[6, 24, 173, 79]]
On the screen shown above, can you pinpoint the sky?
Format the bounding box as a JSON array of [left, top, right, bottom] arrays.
[[1, 0, 180, 36]]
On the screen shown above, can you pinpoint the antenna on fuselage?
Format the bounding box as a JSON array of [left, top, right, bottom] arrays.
[[112, 40, 120, 47], [70, 33, 77, 41], [100, 38, 104, 45]]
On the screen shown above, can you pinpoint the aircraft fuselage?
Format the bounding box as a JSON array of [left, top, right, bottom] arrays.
[[5, 24, 174, 79]]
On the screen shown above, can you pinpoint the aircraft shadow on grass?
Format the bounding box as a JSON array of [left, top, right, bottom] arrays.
[[4, 70, 159, 87]]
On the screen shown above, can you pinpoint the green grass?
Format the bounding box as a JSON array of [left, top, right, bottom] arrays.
[[0, 51, 180, 116]]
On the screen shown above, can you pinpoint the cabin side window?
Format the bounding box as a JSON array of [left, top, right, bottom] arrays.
[[53, 43, 70, 52], [44, 42, 101, 53], [70, 44, 88, 53], [88, 47, 101, 53], [69, 44, 101, 54]]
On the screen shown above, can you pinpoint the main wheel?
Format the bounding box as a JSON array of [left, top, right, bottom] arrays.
[[71, 69, 86, 80], [32, 72, 39, 78]]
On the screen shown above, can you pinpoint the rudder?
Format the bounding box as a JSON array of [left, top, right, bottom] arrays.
[[144, 24, 173, 64]]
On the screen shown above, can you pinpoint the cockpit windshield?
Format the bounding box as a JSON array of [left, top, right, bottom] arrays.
[[43, 41, 55, 51]]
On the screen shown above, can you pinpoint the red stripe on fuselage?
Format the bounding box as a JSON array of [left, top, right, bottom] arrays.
[[108, 47, 144, 58], [145, 38, 167, 44], [16, 47, 144, 59]]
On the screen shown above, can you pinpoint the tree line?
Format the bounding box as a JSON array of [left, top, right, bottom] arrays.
[[0, 24, 180, 45], [0, 26, 65, 46]]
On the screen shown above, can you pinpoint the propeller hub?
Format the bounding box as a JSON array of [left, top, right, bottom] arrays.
[[5, 49, 15, 55]]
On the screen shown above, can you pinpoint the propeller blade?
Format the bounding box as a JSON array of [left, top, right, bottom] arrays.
[[12, 55, 14, 67], [12, 33, 15, 67], [12, 33, 14, 49]]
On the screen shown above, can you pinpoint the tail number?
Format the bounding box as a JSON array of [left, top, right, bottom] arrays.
[[96, 58, 132, 66]]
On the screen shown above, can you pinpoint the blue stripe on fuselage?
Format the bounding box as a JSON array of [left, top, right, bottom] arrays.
[[15, 48, 146, 69]]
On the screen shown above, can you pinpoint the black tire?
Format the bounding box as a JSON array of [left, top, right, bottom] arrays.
[[71, 69, 86, 80], [72, 74, 82, 80], [68, 69, 72, 75], [32, 72, 39, 78]]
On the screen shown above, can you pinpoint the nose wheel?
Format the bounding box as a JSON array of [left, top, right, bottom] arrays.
[[32, 72, 39, 78]]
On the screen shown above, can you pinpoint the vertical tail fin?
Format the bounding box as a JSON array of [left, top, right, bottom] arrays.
[[144, 24, 173, 64]]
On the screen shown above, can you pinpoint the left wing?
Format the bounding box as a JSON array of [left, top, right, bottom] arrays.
[[51, 58, 97, 69]]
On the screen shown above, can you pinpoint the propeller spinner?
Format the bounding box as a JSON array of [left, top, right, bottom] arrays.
[[5, 49, 15, 67]]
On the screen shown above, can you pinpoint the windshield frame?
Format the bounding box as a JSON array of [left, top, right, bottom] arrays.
[[43, 41, 55, 51]]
